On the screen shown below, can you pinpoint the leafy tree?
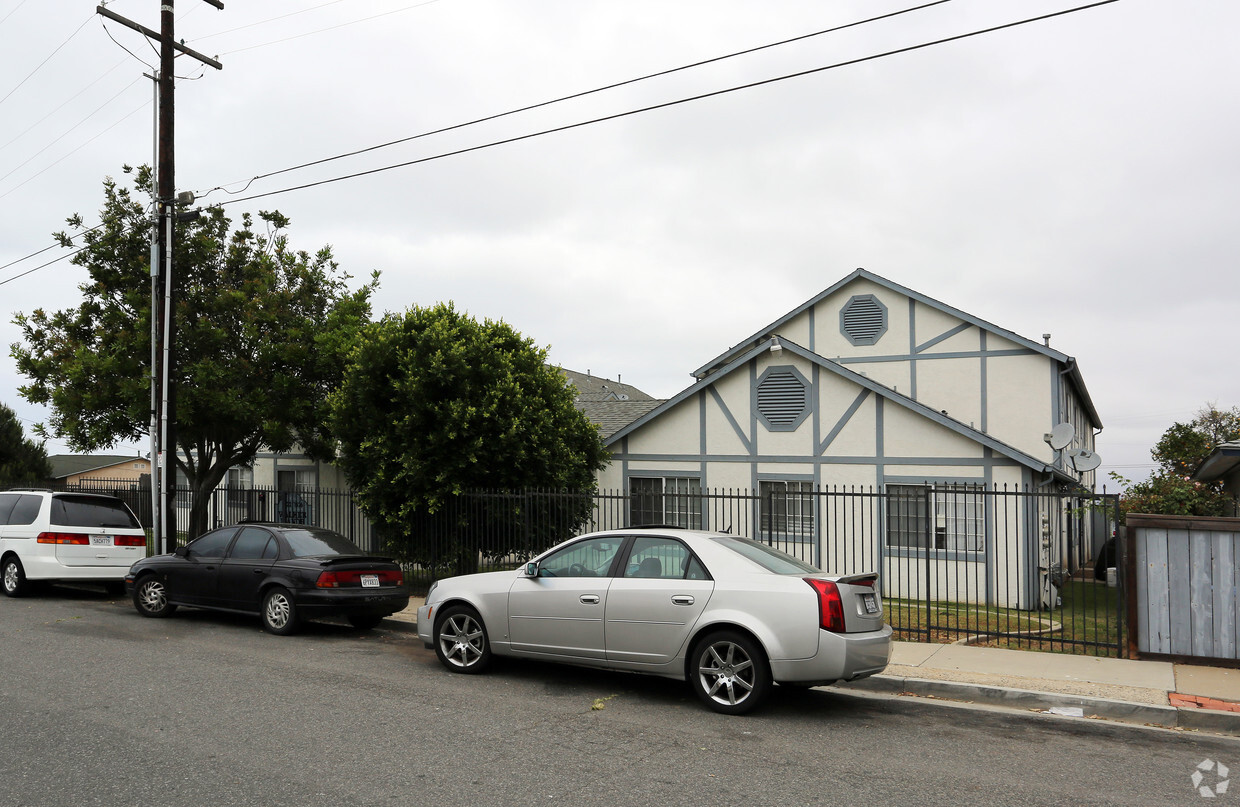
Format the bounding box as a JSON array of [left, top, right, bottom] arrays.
[[1111, 402, 1240, 520], [0, 403, 51, 487], [1151, 404, 1240, 475], [328, 302, 609, 569], [10, 166, 377, 540]]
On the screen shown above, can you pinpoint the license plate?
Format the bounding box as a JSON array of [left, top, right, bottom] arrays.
[[361, 574, 380, 588], [90, 535, 112, 546], [861, 593, 879, 614]]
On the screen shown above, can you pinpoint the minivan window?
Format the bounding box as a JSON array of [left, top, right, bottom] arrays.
[[50, 495, 140, 529], [0, 494, 19, 525], [6, 495, 43, 526]]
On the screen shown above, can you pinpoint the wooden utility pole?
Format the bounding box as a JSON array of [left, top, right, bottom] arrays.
[[96, 2, 222, 551]]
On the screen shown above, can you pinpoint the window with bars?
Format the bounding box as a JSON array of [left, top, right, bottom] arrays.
[[629, 477, 702, 529], [885, 483, 984, 551], [759, 480, 815, 540]]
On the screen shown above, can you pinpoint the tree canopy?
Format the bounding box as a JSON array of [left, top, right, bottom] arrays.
[[328, 302, 609, 565], [10, 166, 377, 539], [0, 403, 51, 487], [1111, 402, 1240, 520]]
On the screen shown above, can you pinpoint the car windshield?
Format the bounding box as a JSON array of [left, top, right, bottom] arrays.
[[713, 536, 820, 575], [280, 527, 367, 558]]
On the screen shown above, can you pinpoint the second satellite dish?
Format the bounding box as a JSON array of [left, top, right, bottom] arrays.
[[1067, 449, 1102, 472]]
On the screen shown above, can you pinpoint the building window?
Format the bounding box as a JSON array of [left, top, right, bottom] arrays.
[[629, 477, 702, 529], [886, 483, 984, 551], [840, 294, 888, 346], [227, 466, 254, 508], [756, 366, 811, 432], [759, 480, 814, 540]]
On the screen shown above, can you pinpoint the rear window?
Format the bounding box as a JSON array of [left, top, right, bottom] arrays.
[[281, 528, 366, 558], [713, 536, 819, 575], [51, 495, 140, 529]]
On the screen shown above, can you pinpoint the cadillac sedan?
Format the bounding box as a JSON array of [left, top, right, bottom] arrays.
[[417, 527, 892, 714], [127, 523, 409, 635]]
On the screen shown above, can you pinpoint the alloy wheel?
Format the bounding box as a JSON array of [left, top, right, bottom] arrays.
[[697, 639, 757, 708], [438, 612, 486, 669]]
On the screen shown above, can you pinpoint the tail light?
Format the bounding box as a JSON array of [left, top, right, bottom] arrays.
[[316, 569, 404, 588], [115, 535, 146, 547], [805, 578, 847, 633], [37, 532, 90, 545]]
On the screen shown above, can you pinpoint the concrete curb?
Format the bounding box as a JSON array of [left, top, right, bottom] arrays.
[[841, 675, 1240, 735], [379, 616, 1240, 736]]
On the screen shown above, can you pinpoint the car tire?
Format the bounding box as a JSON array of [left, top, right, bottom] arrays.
[[347, 614, 384, 631], [433, 605, 491, 674], [2, 556, 30, 598], [133, 575, 178, 618], [689, 630, 771, 715], [260, 587, 299, 635]]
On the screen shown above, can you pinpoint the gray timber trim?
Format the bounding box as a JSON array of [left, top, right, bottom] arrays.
[[608, 335, 1072, 482], [818, 389, 871, 456], [914, 322, 973, 354], [690, 268, 1102, 429], [707, 386, 752, 453]]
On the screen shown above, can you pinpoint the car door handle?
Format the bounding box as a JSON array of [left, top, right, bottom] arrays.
[[671, 595, 695, 606], [253, 569, 265, 574], [580, 595, 600, 604]]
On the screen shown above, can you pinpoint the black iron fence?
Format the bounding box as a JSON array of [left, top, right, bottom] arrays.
[[51, 477, 1125, 657]]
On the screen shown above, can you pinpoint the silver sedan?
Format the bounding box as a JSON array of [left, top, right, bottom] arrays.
[[417, 528, 892, 714]]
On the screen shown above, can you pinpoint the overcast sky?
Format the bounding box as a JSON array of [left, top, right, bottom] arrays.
[[1, 0, 1237, 487]]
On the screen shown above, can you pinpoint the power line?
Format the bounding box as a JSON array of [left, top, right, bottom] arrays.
[[218, 0, 1121, 208], [189, 0, 350, 42], [0, 58, 129, 155], [0, 12, 95, 109], [198, 0, 957, 199], [211, 0, 446, 56]]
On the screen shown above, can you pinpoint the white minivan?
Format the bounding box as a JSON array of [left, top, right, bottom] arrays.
[[0, 489, 147, 596]]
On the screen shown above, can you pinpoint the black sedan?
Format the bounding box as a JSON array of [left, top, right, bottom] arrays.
[[125, 523, 409, 635]]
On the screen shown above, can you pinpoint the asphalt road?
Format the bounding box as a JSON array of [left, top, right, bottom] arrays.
[[0, 586, 1236, 807]]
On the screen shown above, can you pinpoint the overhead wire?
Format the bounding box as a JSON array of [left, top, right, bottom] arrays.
[[197, 0, 957, 199], [210, 0, 446, 56], [216, 0, 1121, 208], [0, 12, 95, 108]]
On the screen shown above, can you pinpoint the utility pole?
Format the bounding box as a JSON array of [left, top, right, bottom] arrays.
[[96, 2, 222, 552]]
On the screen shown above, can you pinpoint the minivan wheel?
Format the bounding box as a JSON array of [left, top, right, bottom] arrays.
[[2, 557, 29, 598], [689, 630, 771, 715]]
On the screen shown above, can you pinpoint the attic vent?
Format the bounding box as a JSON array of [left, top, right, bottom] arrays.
[[840, 294, 888, 346], [756, 367, 810, 432]]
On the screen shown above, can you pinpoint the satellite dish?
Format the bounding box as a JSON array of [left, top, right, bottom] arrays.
[[1067, 449, 1102, 473], [1044, 423, 1075, 450]]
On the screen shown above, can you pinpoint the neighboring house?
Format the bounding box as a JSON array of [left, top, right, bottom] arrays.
[[48, 454, 151, 486], [1192, 442, 1240, 499], [594, 268, 1105, 608], [561, 368, 663, 439]]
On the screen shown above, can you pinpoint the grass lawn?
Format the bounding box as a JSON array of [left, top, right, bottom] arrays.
[[886, 578, 1122, 657]]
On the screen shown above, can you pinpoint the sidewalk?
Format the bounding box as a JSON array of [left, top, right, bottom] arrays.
[[382, 599, 1240, 735]]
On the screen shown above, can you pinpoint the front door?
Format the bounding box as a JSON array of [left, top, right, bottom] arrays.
[[507, 536, 624, 660], [605, 535, 713, 665]]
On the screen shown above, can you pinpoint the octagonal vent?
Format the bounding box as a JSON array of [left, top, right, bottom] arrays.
[[757, 367, 809, 431], [840, 294, 888, 346]]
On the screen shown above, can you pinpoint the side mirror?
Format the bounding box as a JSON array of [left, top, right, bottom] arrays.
[[174, 546, 189, 558], [524, 562, 539, 577]]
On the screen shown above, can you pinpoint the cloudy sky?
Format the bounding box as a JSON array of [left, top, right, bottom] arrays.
[[1, 0, 1236, 486]]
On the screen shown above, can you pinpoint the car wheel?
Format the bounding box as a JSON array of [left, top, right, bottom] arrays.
[[133, 575, 178, 618], [2, 556, 30, 598], [261, 587, 299, 635], [433, 605, 491, 674], [689, 630, 771, 715], [347, 614, 384, 631]]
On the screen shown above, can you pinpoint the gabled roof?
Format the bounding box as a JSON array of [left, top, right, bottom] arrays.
[[1192, 442, 1240, 482], [48, 454, 148, 479], [609, 336, 1074, 483], [691, 268, 1101, 429], [578, 399, 665, 439]]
